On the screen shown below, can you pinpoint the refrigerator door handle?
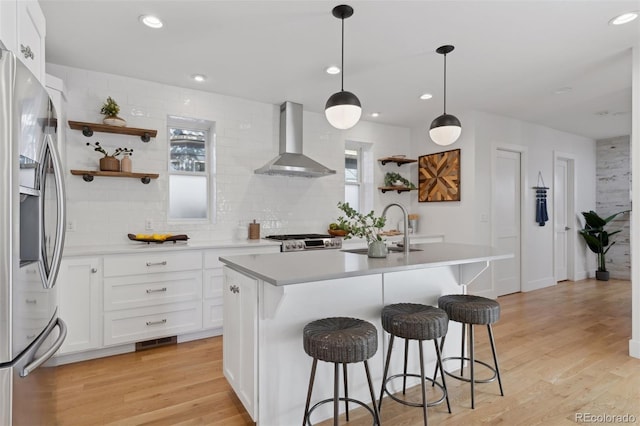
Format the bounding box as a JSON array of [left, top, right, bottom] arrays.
[[20, 317, 67, 377], [43, 134, 66, 289]]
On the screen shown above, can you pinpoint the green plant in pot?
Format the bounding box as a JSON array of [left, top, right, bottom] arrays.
[[86, 142, 133, 172], [384, 172, 416, 189], [100, 96, 126, 127], [337, 202, 387, 257], [578, 210, 629, 281]]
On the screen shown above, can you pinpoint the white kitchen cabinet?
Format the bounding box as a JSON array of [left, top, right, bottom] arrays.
[[202, 246, 278, 331], [57, 257, 102, 354], [223, 266, 257, 420], [1, 0, 45, 82], [102, 251, 203, 346]]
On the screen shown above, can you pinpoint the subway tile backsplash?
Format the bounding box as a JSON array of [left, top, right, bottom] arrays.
[[49, 64, 411, 248]]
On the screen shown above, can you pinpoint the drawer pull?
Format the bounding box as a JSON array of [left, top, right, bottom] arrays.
[[146, 287, 167, 294], [229, 285, 240, 294], [25, 299, 37, 304], [91, 268, 98, 273], [20, 44, 34, 60], [146, 261, 167, 267], [146, 319, 167, 326]]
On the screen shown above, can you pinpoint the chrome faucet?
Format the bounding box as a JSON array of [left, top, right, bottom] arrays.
[[381, 202, 410, 254]]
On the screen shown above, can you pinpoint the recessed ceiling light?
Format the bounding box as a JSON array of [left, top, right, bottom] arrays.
[[609, 11, 638, 25], [326, 65, 341, 75], [370, 112, 380, 118], [554, 86, 573, 95], [192, 74, 207, 82], [139, 15, 163, 29], [419, 93, 433, 100]]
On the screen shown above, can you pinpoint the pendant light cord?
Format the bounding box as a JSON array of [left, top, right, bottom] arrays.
[[443, 52, 447, 114], [341, 15, 345, 92]]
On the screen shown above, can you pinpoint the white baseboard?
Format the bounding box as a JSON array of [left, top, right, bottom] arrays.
[[630, 339, 640, 359], [523, 276, 556, 292], [574, 270, 589, 281]]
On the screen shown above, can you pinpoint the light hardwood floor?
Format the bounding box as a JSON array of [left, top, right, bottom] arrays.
[[51, 279, 639, 425]]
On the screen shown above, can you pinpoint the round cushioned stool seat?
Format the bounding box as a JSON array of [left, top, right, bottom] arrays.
[[438, 295, 500, 325], [381, 303, 448, 341], [303, 317, 378, 364]]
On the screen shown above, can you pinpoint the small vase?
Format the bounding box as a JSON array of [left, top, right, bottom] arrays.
[[103, 115, 127, 127], [120, 155, 132, 173], [367, 240, 388, 258], [99, 156, 120, 172]]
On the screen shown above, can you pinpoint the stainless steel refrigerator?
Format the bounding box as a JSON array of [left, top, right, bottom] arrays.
[[0, 48, 67, 425]]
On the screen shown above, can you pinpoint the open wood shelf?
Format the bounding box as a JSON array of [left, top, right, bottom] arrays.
[[378, 186, 416, 194], [70, 169, 159, 184], [378, 156, 417, 166], [68, 121, 157, 142]]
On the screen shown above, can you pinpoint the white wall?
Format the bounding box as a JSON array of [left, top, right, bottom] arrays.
[[409, 110, 596, 294], [48, 64, 411, 247]]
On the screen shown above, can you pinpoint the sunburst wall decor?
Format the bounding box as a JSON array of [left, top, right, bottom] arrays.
[[418, 149, 461, 202]]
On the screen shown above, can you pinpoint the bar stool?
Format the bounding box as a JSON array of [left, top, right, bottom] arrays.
[[378, 303, 451, 426], [437, 294, 504, 409], [302, 317, 380, 426]]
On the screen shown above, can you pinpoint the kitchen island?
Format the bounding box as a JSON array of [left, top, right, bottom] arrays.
[[219, 242, 511, 426]]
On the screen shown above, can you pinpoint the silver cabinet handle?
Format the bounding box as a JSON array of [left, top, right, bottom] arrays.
[[146, 261, 167, 267], [91, 268, 98, 273], [146, 287, 167, 294], [229, 285, 240, 294], [25, 299, 37, 304], [20, 44, 34, 60], [146, 319, 167, 326]]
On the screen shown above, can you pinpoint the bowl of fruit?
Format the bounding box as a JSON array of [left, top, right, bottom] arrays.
[[128, 233, 189, 244], [328, 221, 350, 237]]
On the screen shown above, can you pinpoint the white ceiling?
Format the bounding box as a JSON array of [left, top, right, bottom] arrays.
[[40, 0, 640, 140]]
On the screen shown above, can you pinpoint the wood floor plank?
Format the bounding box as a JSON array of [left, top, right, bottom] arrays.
[[52, 279, 640, 425]]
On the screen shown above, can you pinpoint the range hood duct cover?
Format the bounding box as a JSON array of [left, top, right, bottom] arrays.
[[254, 102, 336, 178]]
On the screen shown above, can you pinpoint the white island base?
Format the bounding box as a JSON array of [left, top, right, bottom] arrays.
[[220, 243, 511, 426]]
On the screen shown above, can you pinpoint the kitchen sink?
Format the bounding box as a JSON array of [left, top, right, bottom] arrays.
[[341, 247, 423, 255]]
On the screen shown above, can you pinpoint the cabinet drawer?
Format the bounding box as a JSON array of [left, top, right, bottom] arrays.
[[104, 251, 202, 277], [104, 271, 202, 311], [203, 297, 223, 330], [203, 268, 223, 299], [203, 246, 279, 269], [104, 301, 202, 346]]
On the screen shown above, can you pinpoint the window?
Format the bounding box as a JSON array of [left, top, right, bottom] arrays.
[[168, 116, 215, 221], [344, 141, 373, 212]]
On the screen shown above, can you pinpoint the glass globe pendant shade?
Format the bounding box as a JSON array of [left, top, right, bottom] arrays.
[[325, 90, 362, 130], [429, 113, 462, 146]]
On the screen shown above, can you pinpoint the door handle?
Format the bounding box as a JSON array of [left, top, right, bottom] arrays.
[[21, 318, 67, 377], [565, 226, 571, 231]]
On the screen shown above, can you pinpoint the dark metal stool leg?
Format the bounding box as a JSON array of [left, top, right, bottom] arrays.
[[487, 324, 504, 396], [469, 324, 475, 409], [432, 335, 445, 387], [343, 363, 349, 421], [434, 339, 451, 414], [460, 323, 466, 375], [378, 334, 395, 412], [333, 363, 339, 426], [303, 358, 318, 426], [418, 340, 428, 426], [403, 338, 409, 394], [364, 360, 381, 425]]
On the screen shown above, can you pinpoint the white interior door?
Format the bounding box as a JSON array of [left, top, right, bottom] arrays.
[[554, 159, 569, 281], [494, 149, 522, 296]]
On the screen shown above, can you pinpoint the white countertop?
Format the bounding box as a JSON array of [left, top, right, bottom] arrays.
[[62, 238, 282, 256], [219, 242, 512, 286]]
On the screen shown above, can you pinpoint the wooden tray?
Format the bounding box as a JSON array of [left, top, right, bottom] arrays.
[[127, 234, 189, 244]]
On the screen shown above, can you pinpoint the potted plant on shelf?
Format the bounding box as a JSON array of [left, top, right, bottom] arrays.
[[384, 172, 416, 189], [578, 209, 629, 281], [86, 142, 133, 172], [100, 96, 126, 127], [337, 201, 387, 257]]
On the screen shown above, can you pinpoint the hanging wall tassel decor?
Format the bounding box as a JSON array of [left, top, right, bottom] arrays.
[[533, 172, 549, 226]]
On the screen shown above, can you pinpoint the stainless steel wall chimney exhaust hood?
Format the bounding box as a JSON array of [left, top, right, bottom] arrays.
[[254, 102, 336, 178]]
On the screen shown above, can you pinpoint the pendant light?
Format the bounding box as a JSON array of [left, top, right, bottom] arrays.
[[325, 4, 361, 130], [429, 45, 461, 145]]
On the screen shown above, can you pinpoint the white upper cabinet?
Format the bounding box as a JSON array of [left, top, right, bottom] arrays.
[[1, 0, 45, 82], [16, 0, 46, 82]]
